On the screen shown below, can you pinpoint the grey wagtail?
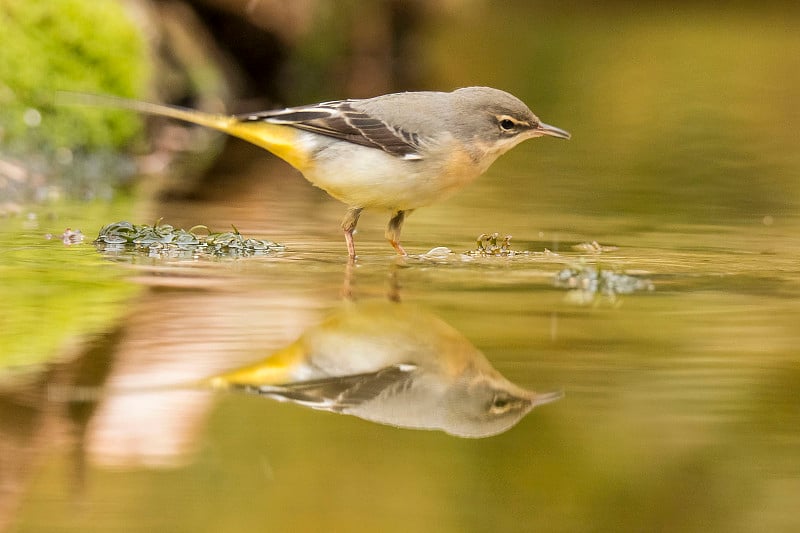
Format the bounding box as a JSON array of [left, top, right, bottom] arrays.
[[208, 300, 562, 437], [63, 87, 570, 257]]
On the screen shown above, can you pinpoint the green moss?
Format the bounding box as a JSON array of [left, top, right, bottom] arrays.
[[0, 0, 150, 154]]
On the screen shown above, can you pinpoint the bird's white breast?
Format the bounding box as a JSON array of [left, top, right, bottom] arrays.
[[296, 132, 484, 210]]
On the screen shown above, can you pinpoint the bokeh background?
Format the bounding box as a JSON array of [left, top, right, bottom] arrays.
[[1, 1, 799, 532]]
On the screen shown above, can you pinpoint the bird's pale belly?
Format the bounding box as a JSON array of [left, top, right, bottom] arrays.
[[299, 135, 483, 210]]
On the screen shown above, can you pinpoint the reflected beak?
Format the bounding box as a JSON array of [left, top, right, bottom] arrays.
[[527, 389, 565, 408], [536, 122, 571, 140]]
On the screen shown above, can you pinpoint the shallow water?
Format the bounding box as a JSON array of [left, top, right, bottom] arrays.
[[3, 165, 799, 532], [3, 4, 800, 532]]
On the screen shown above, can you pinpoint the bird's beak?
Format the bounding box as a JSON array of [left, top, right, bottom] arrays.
[[536, 122, 571, 140], [527, 389, 564, 408]]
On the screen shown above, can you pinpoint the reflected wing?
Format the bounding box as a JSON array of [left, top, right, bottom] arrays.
[[232, 363, 417, 412], [236, 101, 425, 160]]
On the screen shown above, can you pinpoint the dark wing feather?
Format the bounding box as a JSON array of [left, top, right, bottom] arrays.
[[232, 363, 417, 413], [237, 101, 424, 159]]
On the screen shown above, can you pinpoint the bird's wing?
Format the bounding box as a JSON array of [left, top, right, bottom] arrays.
[[236, 101, 426, 160], [233, 363, 418, 412]]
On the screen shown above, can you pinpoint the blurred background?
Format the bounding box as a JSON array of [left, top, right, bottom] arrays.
[[1, 1, 799, 532]]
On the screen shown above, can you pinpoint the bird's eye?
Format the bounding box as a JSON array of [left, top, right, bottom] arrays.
[[489, 393, 513, 414], [499, 119, 516, 131]]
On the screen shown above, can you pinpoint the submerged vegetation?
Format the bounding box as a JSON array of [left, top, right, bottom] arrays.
[[554, 262, 655, 304]]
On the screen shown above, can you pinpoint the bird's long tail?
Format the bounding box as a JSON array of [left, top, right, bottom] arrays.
[[56, 92, 309, 170], [56, 91, 235, 131]]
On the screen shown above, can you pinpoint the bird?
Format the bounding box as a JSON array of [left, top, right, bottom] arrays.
[[206, 300, 563, 438], [62, 87, 570, 258]]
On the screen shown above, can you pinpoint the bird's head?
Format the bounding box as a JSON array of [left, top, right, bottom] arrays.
[[452, 86, 570, 161], [440, 372, 563, 438]]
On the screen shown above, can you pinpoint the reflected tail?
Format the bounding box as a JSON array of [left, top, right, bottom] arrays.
[[202, 341, 308, 391], [46, 380, 205, 404]]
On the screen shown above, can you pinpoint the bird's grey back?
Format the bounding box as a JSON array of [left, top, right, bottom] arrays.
[[354, 87, 536, 143]]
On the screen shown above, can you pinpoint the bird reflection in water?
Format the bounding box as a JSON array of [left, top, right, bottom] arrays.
[[206, 300, 562, 438]]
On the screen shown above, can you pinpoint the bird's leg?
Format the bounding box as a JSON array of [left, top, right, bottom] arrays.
[[386, 210, 411, 256], [387, 262, 402, 302], [342, 258, 356, 300], [341, 207, 363, 259]]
